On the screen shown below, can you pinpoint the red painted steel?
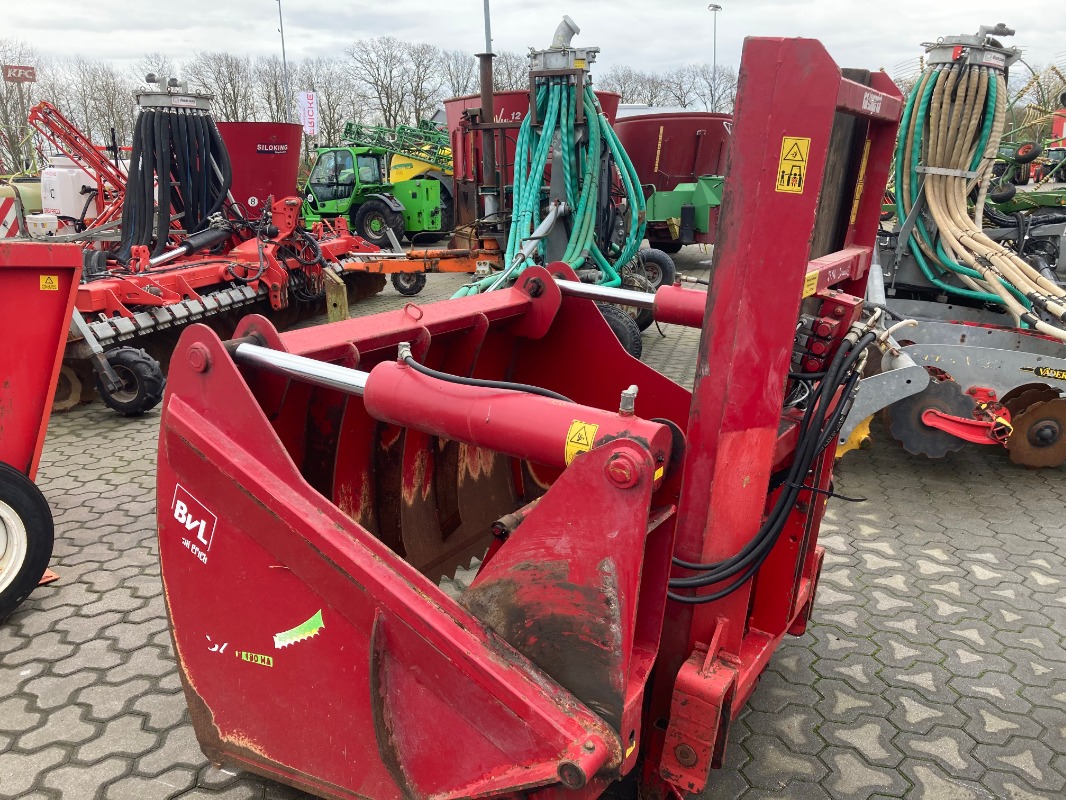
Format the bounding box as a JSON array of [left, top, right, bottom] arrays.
[[217, 122, 303, 213], [158, 37, 900, 800], [0, 242, 81, 478], [613, 112, 731, 192]]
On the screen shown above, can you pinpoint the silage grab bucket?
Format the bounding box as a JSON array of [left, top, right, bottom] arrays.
[[157, 36, 901, 800]]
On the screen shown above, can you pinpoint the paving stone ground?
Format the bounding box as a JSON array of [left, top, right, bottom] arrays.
[[2, 246, 1065, 799]]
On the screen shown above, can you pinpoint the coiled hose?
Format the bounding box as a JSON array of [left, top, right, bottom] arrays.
[[453, 82, 645, 297], [895, 62, 1066, 341], [117, 108, 232, 263]]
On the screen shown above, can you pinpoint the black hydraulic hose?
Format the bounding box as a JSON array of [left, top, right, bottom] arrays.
[[401, 355, 573, 403], [139, 110, 156, 247], [174, 112, 193, 231], [117, 111, 148, 262], [204, 118, 232, 220], [667, 330, 876, 601], [194, 114, 210, 225], [152, 109, 172, 257]]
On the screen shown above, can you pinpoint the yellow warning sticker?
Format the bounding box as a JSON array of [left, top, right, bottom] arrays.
[[564, 420, 600, 465], [849, 138, 872, 223], [776, 136, 811, 194], [39, 275, 59, 291], [802, 270, 820, 298]]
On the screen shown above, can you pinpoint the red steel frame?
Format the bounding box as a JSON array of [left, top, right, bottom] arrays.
[[156, 37, 901, 800], [0, 241, 82, 478]]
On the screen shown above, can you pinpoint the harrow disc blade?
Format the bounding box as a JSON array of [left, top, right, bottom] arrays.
[[885, 379, 974, 458], [1006, 398, 1066, 468]]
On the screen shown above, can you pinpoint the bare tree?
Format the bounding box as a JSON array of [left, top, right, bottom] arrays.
[[406, 42, 444, 123], [662, 65, 699, 109], [598, 65, 666, 106], [442, 49, 478, 98], [692, 64, 737, 113], [185, 52, 256, 121], [346, 36, 409, 127], [254, 55, 289, 123], [492, 51, 528, 92], [296, 56, 366, 145], [131, 52, 178, 85]]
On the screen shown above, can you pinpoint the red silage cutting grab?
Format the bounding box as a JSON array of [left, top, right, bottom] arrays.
[[157, 38, 901, 799]]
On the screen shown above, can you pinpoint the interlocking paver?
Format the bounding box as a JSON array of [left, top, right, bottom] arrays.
[[3, 251, 1065, 799]]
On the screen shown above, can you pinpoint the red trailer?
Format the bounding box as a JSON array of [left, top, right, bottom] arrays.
[[157, 36, 900, 800], [0, 241, 82, 620], [613, 111, 732, 192], [217, 122, 303, 214]]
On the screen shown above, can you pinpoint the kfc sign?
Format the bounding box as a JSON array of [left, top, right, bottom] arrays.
[[3, 65, 37, 83]]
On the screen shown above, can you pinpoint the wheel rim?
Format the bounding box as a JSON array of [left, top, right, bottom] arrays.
[[0, 499, 28, 594], [366, 212, 386, 237], [396, 273, 419, 289], [1018, 144, 1033, 157], [109, 364, 139, 404], [642, 261, 663, 287]]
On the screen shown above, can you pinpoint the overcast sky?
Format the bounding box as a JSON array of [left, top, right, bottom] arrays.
[[8, 1, 1064, 82]]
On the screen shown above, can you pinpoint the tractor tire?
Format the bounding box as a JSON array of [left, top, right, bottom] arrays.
[[988, 182, 1017, 204], [52, 365, 83, 413], [1013, 142, 1042, 164], [599, 303, 643, 359], [649, 240, 682, 254], [353, 199, 404, 249], [391, 272, 427, 296], [96, 347, 166, 417], [639, 248, 677, 290], [0, 462, 54, 623]]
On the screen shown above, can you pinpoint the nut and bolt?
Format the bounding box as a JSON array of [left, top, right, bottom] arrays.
[[527, 277, 545, 297], [187, 344, 211, 373], [605, 451, 641, 489], [675, 744, 698, 767]]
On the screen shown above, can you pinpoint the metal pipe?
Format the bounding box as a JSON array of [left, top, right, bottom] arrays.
[[477, 50, 499, 225], [233, 343, 369, 395], [485, 201, 569, 291], [554, 278, 656, 309], [551, 16, 580, 49], [277, 0, 295, 124]]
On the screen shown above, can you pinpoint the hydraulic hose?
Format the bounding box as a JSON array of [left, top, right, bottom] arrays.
[[117, 106, 233, 264], [894, 57, 1066, 340], [454, 81, 646, 297]]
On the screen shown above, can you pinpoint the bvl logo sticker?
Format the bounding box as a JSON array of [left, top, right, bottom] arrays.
[[172, 485, 218, 565]]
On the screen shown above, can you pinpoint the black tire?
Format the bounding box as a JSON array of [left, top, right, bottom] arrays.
[[988, 182, 1017, 204], [599, 303, 643, 359], [634, 307, 655, 331], [639, 248, 677, 290], [391, 272, 426, 296], [1013, 142, 1042, 164], [0, 462, 54, 624], [353, 199, 404, 248], [1011, 169, 1030, 186], [96, 347, 165, 417], [649, 240, 682, 254]]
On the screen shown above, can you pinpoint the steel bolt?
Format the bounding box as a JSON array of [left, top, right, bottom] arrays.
[[527, 277, 545, 297], [187, 344, 211, 373], [583, 740, 596, 752], [675, 743, 698, 767], [832, 306, 846, 318], [605, 451, 641, 489]]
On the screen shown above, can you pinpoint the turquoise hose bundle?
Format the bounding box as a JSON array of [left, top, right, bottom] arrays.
[[894, 62, 1066, 339], [453, 82, 646, 297]]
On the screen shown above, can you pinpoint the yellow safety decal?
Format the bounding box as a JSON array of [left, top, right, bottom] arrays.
[[625, 740, 637, 758], [564, 420, 600, 465], [802, 270, 820, 298], [776, 136, 810, 194], [654, 466, 664, 481], [849, 139, 872, 223], [574, 58, 587, 70], [39, 275, 59, 291]]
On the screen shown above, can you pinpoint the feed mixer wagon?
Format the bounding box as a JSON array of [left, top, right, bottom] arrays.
[[156, 37, 900, 800]]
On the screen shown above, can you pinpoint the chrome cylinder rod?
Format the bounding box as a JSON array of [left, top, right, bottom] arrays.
[[553, 277, 656, 309], [233, 343, 369, 396]]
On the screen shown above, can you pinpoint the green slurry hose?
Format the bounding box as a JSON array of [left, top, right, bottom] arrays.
[[453, 83, 646, 298]]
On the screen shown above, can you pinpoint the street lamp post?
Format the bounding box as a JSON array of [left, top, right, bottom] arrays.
[[277, 0, 295, 123], [707, 3, 722, 111]]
